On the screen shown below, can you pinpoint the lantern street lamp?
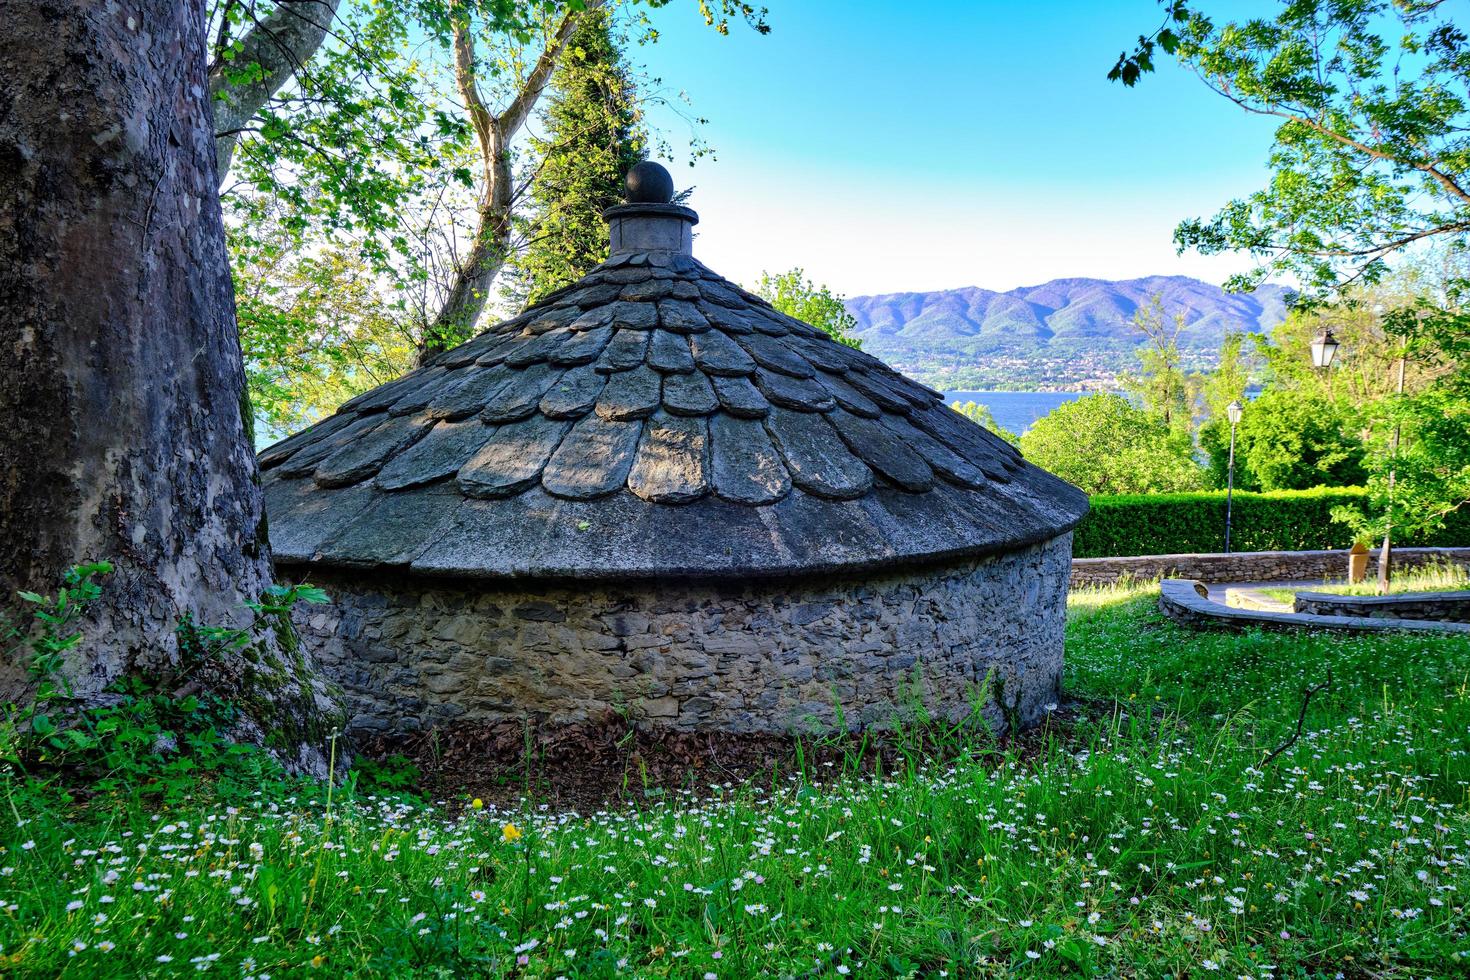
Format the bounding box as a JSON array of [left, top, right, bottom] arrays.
[[1311, 327, 1340, 398], [1310, 327, 1340, 368], [1224, 399, 1243, 554]]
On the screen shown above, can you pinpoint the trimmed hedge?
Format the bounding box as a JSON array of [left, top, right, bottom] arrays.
[[1073, 487, 1470, 558]]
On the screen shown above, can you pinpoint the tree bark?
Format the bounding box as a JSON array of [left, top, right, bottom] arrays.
[[1376, 354, 1409, 594], [210, 0, 343, 182], [423, 1, 596, 357], [0, 0, 340, 774]]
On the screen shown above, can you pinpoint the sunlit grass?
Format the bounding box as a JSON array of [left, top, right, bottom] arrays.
[[1258, 560, 1470, 604], [1063, 574, 1159, 618], [1, 583, 1466, 976]]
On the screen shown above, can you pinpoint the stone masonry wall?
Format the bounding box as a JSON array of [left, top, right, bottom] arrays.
[[1071, 547, 1470, 588], [291, 535, 1072, 738], [1294, 590, 1470, 623]]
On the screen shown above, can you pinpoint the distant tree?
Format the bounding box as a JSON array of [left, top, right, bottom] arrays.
[[507, 7, 646, 306], [1226, 388, 1366, 492], [1331, 289, 1470, 585], [224, 3, 596, 415], [1199, 332, 1252, 419], [232, 198, 419, 434], [755, 269, 863, 348], [418, 1, 608, 355], [1019, 394, 1203, 495], [1231, 262, 1464, 503], [1114, 0, 1470, 296], [1332, 385, 1470, 554], [229, 0, 770, 393], [423, 0, 762, 355], [1261, 298, 1451, 411], [949, 401, 1018, 445], [1196, 333, 1255, 487], [1119, 294, 1194, 428]]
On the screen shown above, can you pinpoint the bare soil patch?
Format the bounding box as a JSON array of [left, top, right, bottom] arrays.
[[355, 700, 1103, 812]]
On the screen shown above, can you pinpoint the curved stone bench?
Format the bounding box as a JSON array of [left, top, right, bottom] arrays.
[[1157, 579, 1470, 634], [1294, 589, 1470, 623]]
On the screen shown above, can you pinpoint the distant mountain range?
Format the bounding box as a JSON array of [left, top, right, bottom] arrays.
[[843, 275, 1293, 389]]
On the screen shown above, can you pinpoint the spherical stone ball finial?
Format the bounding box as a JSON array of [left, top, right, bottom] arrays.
[[625, 161, 675, 204]]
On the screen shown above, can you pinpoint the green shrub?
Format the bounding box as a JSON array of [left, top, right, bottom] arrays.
[[1018, 393, 1203, 495], [1073, 486, 1470, 557]]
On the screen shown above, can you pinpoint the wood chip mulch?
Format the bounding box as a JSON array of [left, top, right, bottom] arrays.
[[353, 699, 1104, 813]]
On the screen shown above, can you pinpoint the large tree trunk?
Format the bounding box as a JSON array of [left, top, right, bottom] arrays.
[[421, 1, 596, 360], [425, 128, 516, 355], [0, 0, 340, 774]]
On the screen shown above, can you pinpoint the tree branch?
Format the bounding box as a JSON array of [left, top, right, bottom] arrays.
[[1196, 71, 1470, 207], [497, 1, 603, 137], [211, 0, 241, 71], [449, 0, 494, 163], [209, 0, 343, 182], [424, 1, 604, 353], [1261, 670, 1332, 767]]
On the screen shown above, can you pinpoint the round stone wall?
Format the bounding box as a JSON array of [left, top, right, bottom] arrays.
[[291, 533, 1072, 737]]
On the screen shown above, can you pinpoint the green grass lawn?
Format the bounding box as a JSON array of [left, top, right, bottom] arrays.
[[2, 584, 1467, 977]]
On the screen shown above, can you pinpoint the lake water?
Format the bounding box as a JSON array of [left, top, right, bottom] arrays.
[[943, 390, 1092, 435]]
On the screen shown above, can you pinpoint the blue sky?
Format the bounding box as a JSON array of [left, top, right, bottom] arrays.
[[632, 0, 1282, 297]]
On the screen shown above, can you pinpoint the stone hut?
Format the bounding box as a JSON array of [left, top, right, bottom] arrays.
[[259, 163, 1089, 737]]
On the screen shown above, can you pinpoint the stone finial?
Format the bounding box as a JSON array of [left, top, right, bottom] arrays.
[[625, 161, 675, 204], [603, 161, 698, 256]]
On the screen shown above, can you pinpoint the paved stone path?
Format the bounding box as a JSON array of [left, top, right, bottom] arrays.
[[1206, 579, 1338, 613]]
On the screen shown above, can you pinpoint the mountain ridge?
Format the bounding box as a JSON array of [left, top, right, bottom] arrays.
[[842, 275, 1293, 388], [845, 275, 1291, 350]]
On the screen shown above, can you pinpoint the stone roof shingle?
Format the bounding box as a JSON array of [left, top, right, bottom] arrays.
[[261, 216, 1086, 580]]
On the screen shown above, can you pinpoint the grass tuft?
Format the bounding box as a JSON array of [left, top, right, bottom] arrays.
[[1258, 560, 1470, 604]]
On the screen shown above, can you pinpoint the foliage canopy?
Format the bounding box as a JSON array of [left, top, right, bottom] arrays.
[[1019, 393, 1202, 496], [1117, 0, 1470, 296], [754, 269, 863, 349], [506, 6, 648, 306]]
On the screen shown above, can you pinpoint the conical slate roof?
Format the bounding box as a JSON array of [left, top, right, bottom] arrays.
[[260, 166, 1087, 581]]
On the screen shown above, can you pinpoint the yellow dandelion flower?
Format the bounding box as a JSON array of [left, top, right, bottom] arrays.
[[471, 798, 484, 811], [502, 822, 522, 843]]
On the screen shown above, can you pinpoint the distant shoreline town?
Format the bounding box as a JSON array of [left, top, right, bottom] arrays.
[[844, 274, 1289, 390]]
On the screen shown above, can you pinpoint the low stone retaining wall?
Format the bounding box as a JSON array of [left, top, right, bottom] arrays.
[[1158, 579, 1470, 634], [1295, 590, 1470, 623], [1073, 546, 1470, 588]]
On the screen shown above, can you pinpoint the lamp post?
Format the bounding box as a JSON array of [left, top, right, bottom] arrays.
[[1224, 399, 1243, 554]]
